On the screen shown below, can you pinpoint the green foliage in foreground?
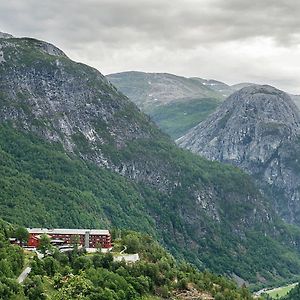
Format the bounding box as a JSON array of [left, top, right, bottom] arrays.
[[149, 97, 221, 139], [26, 231, 258, 300], [0, 220, 259, 300], [0, 219, 25, 299], [0, 220, 24, 279]]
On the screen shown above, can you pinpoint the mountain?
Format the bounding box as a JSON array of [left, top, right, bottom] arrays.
[[2, 34, 300, 284], [106, 71, 223, 110], [107, 72, 300, 142], [177, 85, 300, 225], [106, 72, 257, 139], [107, 72, 223, 138], [0, 32, 13, 39]]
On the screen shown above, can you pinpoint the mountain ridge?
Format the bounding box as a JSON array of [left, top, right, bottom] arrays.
[[2, 35, 300, 283], [177, 85, 300, 225], [107, 71, 300, 140]]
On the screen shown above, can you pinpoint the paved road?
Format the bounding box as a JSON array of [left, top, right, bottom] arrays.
[[17, 267, 31, 284]]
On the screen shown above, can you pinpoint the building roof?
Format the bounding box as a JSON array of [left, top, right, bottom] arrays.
[[114, 253, 140, 263], [27, 228, 110, 235]]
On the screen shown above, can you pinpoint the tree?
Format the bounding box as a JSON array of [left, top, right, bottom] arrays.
[[73, 256, 92, 273], [38, 234, 51, 255], [95, 242, 102, 253], [0, 278, 23, 300], [15, 227, 29, 247], [123, 233, 141, 254], [0, 259, 14, 278], [24, 275, 46, 300], [43, 257, 59, 276], [56, 274, 92, 300]]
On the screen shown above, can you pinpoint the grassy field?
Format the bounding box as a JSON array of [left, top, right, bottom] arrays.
[[266, 283, 297, 299]]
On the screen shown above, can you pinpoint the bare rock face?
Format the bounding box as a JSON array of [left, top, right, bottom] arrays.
[[3, 34, 300, 282], [0, 37, 170, 189], [178, 85, 300, 224]]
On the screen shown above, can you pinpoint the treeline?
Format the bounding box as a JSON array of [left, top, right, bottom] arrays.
[[0, 219, 25, 299], [24, 230, 259, 299], [280, 284, 300, 300], [0, 224, 260, 300], [2, 123, 300, 285]]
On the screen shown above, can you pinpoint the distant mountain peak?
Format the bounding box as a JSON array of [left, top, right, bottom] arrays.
[[178, 84, 300, 224], [177, 84, 300, 163]]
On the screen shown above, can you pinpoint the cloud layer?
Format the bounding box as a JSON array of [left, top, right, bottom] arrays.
[[1, 0, 300, 93]]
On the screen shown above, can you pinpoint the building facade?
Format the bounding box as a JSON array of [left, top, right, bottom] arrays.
[[27, 228, 112, 249]]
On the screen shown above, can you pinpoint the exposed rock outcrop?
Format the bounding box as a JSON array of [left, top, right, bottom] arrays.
[[2, 35, 300, 282], [178, 85, 300, 224], [0, 31, 13, 39]]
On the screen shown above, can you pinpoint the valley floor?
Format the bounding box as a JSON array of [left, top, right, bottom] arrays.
[[255, 282, 297, 299]]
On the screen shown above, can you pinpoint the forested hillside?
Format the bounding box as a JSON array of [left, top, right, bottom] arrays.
[[0, 219, 26, 299], [0, 219, 259, 300], [1, 35, 300, 284]]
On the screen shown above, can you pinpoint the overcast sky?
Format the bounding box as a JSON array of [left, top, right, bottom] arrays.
[[1, 0, 300, 93]]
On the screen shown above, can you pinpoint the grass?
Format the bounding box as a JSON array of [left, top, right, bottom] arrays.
[[42, 277, 58, 299], [266, 283, 297, 299], [149, 97, 221, 139], [23, 250, 35, 267]]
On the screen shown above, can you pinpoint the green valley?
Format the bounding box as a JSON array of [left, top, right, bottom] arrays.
[[149, 97, 221, 139]]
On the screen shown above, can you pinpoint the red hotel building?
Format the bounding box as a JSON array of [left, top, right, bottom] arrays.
[[27, 228, 112, 249]]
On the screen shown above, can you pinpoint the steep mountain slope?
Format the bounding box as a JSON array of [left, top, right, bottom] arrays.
[[177, 85, 300, 225], [147, 97, 220, 139], [107, 72, 223, 138], [2, 34, 300, 283], [106, 71, 222, 110]]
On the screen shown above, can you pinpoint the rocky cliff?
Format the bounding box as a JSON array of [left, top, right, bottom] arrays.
[[177, 85, 300, 224], [2, 34, 300, 283], [107, 72, 223, 138]]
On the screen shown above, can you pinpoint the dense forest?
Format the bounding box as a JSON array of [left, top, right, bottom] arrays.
[[2, 123, 300, 285], [0, 219, 260, 299], [2, 36, 300, 287]]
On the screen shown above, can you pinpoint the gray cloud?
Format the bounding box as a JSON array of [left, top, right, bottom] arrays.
[[1, 0, 300, 93]]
